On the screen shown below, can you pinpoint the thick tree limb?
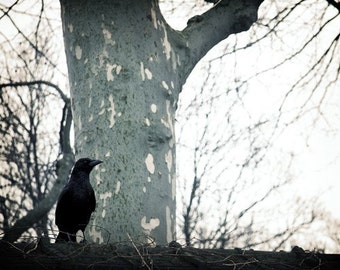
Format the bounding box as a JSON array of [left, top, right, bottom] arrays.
[[178, 0, 264, 79], [326, 0, 340, 12]]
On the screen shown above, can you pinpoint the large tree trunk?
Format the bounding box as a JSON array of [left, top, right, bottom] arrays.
[[60, 0, 178, 244], [59, 0, 263, 244]]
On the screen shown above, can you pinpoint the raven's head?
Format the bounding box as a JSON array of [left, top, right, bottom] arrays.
[[73, 158, 103, 174]]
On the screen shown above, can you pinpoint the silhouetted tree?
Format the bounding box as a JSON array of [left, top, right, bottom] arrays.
[[0, 0, 73, 242]]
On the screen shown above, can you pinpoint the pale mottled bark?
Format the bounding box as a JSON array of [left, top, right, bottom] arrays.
[[59, 0, 263, 244]]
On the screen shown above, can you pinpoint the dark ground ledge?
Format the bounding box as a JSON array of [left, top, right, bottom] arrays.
[[1, 240, 340, 269]]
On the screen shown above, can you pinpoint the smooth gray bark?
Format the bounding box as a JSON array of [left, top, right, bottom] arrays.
[[59, 0, 263, 244]]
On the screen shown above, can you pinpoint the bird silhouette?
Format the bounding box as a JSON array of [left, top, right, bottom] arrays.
[[55, 158, 102, 242]]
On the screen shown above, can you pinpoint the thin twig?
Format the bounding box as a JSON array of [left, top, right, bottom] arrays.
[[127, 233, 152, 270]]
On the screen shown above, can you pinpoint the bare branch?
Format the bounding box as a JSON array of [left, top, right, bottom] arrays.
[[1, 99, 74, 242], [180, 0, 264, 78], [0, 80, 69, 103], [326, 0, 340, 12]]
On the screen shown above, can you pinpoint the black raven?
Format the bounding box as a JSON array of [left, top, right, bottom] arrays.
[[55, 158, 102, 243]]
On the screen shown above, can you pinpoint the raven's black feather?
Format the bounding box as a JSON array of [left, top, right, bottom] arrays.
[[55, 158, 102, 243]]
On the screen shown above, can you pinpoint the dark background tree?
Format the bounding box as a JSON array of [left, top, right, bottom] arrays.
[[0, 0, 73, 242]]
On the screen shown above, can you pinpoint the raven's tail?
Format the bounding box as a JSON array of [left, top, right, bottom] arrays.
[[55, 231, 76, 243]]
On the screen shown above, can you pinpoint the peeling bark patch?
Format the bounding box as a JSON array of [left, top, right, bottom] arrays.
[[78, 115, 82, 130], [102, 28, 116, 46], [102, 28, 111, 39], [99, 50, 109, 68], [145, 153, 155, 174], [95, 173, 103, 186], [163, 81, 173, 95], [160, 100, 175, 148], [75, 45, 82, 60], [106, 64, 121, 81], [67, 23, 73, 33], [89, 220, 104, 244], [161, 24, 171, 60], [116, 65, 122, 75], [91, 176, 110, 241], [107, 94, 116, 128], [166, 100, 175, 148], [99, 99, 105, 115], [140, 62, 152, 81], [162, 81, 169, 90], [141, 216, 160, 232], [150, 104, 157, 113], [150, 7, 157, 29], [172, 175, 176, 200], [99, 192, 112, 217], [145, 68, 153, 80], [165, 150, 172, 172], [106, 64, 115, 81], [102, 209, 106, 218], [100, 192, 112, 204], [115, 181, 121, 194], [140, 62, 145, 81], [166, 206, 172, 243]]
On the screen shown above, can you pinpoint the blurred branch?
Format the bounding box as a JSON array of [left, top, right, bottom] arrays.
[[0, 81, 69, 103], [0, 3, 58, 70], [183, 148, 200, 247], [1, 98, 74, 242]]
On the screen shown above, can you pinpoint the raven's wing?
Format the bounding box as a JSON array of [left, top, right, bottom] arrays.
[[79, 187, 96, 232], [55, 184, 72, 227]]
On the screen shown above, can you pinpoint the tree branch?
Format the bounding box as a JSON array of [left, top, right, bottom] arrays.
[[1, 100, 74, 243], [0, 80, 69, 103], [180, 0, 264, 79], [326, 0, 340, 12]]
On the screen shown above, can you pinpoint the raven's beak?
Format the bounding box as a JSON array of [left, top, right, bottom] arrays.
[[89, 159, 103, 167]]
